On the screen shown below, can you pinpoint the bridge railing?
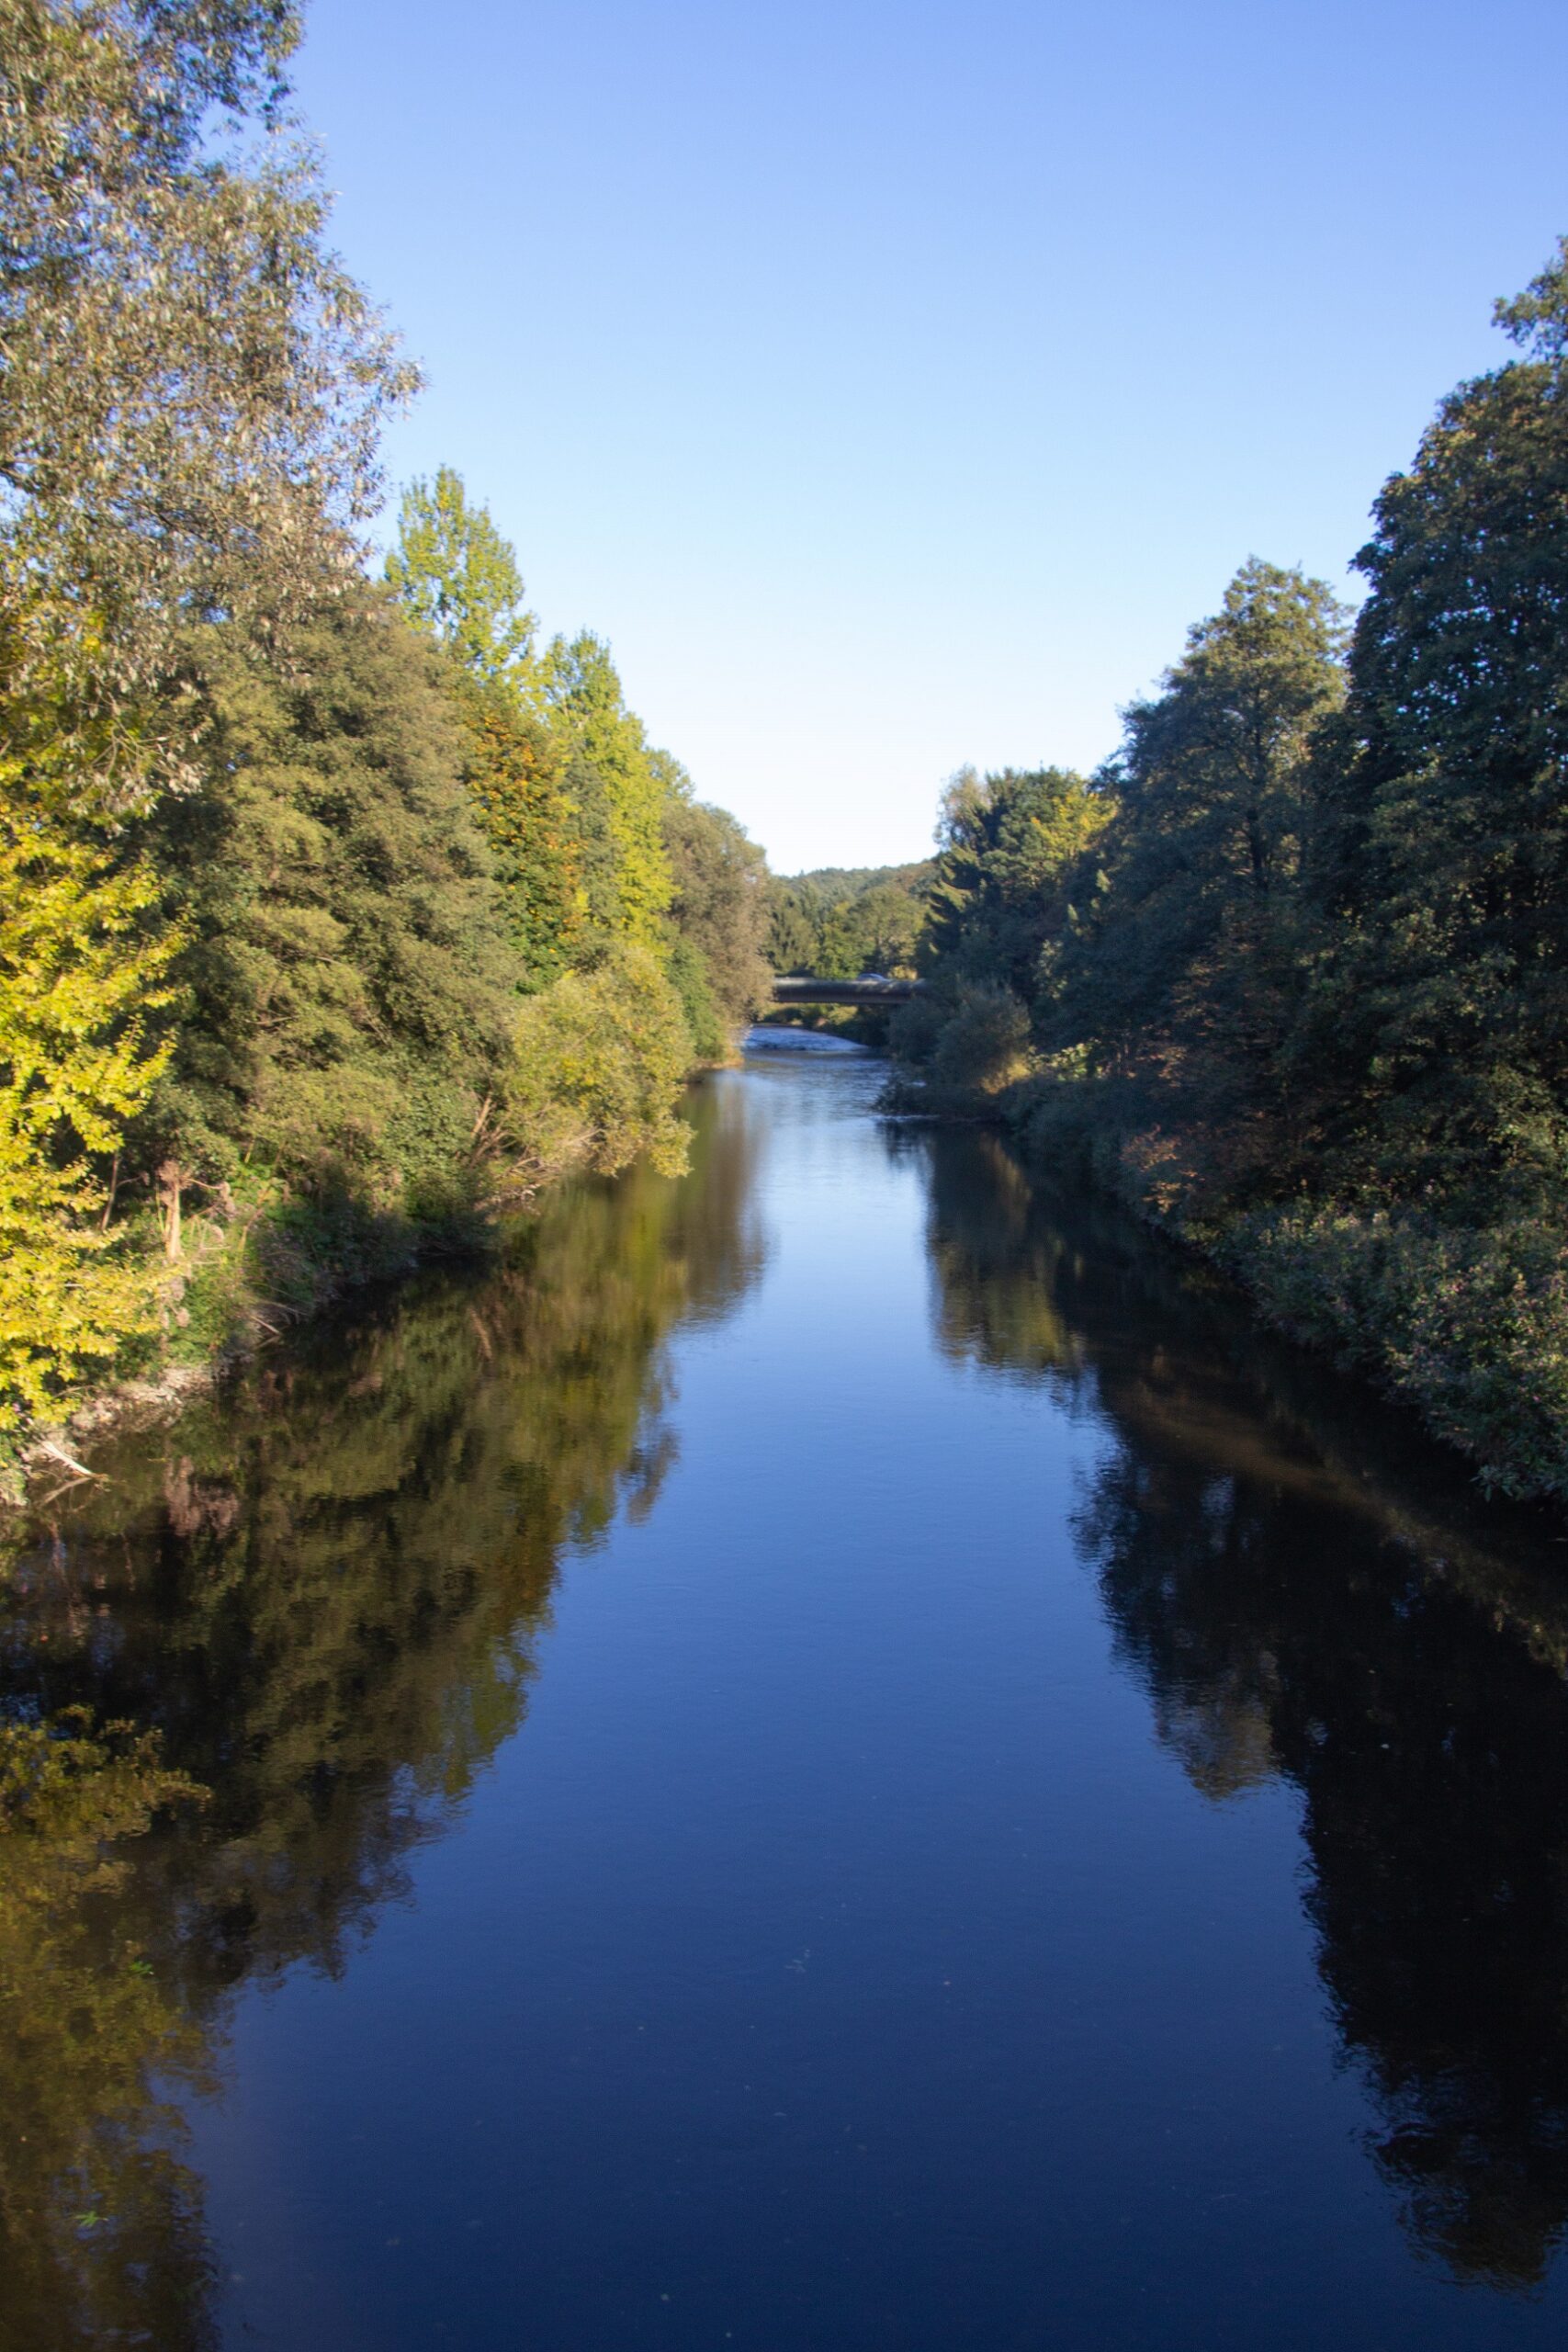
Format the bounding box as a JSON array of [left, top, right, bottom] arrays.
[[770, 975, 925, 1007]]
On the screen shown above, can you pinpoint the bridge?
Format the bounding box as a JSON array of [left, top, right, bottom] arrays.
[[771, 975, 926, 1007]]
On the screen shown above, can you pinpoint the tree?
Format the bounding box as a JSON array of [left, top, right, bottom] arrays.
[[386, 470, 582, 981], [538, 631, 673, 950], [140, 590, 521, 1215], [765, 880, 821, 975], [385, 469, 536, 690], [890, 766, 1106, 1091], [1300, 240, 1568, 1200], [1036, 563, 1347, 1204], [663, 793, 773, 1035], [0, 0, 412, 775], [1070, 561, 1348, 1060], [0, 633, 178, 1425], [0, 0, 413, 1425], [923, 764, 1110, 1005]]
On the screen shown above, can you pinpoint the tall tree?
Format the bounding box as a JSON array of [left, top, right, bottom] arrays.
[[539, 631, 673, 951], [386, 469, 580, 980], [384, 469, 536, 690], [141, 591, 521, 1215], [922, 764, 1109, 1006], [1069, 560, 1348, 1062], [0, 0, 412, 763], [0, 674, 176, 1417], [0, 0, 413, 1424], [1301, 241, 1568, 1200], [663, 792, 773, 1037]]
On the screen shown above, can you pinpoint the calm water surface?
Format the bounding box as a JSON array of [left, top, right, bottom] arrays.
[[6, 1054, 1568, 2349]]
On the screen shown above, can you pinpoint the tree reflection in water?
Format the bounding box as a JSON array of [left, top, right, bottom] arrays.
[[914, 1123, 1568, 2292], [0, 1080, 763, 2352]]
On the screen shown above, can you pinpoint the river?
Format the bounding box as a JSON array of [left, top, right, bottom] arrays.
[[5, 1051, 1568, 2349]]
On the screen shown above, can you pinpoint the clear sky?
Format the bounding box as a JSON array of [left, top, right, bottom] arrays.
[[294, 0, 1568, 874]]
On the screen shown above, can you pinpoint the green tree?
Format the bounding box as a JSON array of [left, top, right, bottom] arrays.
[[1071, 562, 1348, 1058], [539, 631, 674, 951], [0, 0, 412, 1432], [0, 0, 412, 762], [141, 590, 522, 1216], [1047, 562, 1347, 1205], [923, 764, 1109, 1004], [386, 469, 583, 982], [663, 793, 773, 1036], [765, 880, 821, 974], [890, 767, 1107, 1095], [385, 469, 537, 690], [1301, 239, 1568, 1202]]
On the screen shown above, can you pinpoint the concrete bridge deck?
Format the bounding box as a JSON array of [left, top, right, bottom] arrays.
[[771, 975, 925, 1007]]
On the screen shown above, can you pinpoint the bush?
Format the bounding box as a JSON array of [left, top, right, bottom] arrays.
[[931, 983, 1036, 1097], [1217, 1203, 1568, 1500], [501, 944, 693, 1181]]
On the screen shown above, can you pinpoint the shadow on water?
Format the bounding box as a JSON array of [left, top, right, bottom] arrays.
[[908, 1121, 1568, 2294], [0, 1080, 764, 2352]]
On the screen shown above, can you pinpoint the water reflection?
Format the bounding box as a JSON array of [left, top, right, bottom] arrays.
[[917, 1125, 1568, 2290], [9, 1074, 1568, 2346], [0, 1080, 762, 2351]]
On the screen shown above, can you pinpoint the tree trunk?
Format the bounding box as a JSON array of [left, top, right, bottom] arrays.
[[156, 1159, 183, 1262]]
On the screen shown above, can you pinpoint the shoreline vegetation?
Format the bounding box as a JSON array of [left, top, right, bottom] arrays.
[[0, 2, 773, 1502], [881, 238, 1568, 1506], [2, 4, 1565, 1519]]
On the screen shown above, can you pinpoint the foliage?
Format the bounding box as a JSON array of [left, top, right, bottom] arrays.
[[766, 860, 932, 979], [0, 648, 177, 1424], [663, 792, 773, 1037], [538, 631, 674, 952], [139, 590, 520, 1215], [886, 765, 1109, 1101], [895, 243, 1568, 1498], [927, 981, 1036, 1097], [0, 0, 412, 763], [384, 472, 587, 981], [1297, 236, 1568, 1205], [385, 466, 536, 686], [452, 677, 585, 982], [1216, 1204, 1568, 1501], [500, 944, 694, 1180]]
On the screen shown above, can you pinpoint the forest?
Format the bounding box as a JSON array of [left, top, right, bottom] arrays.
[[891, 233, 1568, 1502], [0, 0, 773, 1471]]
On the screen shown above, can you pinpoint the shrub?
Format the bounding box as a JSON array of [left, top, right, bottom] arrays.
[[501, 945, 693, 1181]]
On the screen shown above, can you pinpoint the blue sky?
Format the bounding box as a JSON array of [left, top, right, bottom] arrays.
[[296, 0, 1568, 873]]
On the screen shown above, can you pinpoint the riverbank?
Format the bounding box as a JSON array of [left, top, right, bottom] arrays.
[[0, 1067, 726, 1511], [882, 1068, 1568, 1509], [1, 1189, 480, 1509]]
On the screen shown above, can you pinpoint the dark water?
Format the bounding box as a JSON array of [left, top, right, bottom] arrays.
[[6, 1056, 1568, 2351]]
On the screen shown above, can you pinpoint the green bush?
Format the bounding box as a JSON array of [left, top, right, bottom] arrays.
[[501, 944, 694, 1181], [1218, 1203, 1568, 1500]]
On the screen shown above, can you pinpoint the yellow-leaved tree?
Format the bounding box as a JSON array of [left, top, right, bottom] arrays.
[[0, 709, 177, 1428]]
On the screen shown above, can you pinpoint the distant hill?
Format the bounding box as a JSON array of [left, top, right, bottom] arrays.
[[783, 860, 936, 907], [766, 859, 935, 980]]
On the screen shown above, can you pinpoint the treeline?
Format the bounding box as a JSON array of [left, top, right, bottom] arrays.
[[0, 1, 771, 1450], [766, 861, 931, 978], [895, 239, 1568, 1500]]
